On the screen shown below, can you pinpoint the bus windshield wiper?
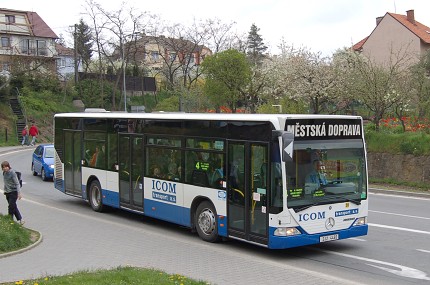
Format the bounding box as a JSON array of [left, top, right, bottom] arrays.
[[294, 196, 361, 212], [294, 203, 319, 213], [344, 198, 361, 205]]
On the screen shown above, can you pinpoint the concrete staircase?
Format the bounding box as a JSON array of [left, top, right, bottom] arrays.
[[9, 96, 27, 143]]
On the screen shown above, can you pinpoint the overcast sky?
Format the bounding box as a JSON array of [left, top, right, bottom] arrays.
[[2, 0, 430, 56]]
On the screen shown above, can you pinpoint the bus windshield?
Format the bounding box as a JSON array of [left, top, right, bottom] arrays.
[[284, 139, 367, 210]]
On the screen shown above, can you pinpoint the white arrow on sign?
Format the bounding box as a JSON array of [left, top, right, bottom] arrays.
[[284, 142, 293, 160]]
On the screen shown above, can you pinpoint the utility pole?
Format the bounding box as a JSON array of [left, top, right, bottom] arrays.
[[73, 24, 78, 85], [122, 35, 127, 112]]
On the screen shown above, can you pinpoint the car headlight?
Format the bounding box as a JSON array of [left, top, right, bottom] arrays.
[[49, 164, 54, 169], [274, 227, 301, 236], [353, 217, 367, 226]]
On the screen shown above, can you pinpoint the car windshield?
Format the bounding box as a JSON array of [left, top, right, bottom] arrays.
[[284, 139, 367, 210], [44, 147, 55, 158]]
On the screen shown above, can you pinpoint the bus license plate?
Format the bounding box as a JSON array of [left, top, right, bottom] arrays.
[[320, 234, 339, 242]]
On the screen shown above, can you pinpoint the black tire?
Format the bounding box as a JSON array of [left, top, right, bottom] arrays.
[[89, 180, 104, 212], [41, 168, 48, 181], [195, 201, 220, 243], [31, 164, 37, 176]]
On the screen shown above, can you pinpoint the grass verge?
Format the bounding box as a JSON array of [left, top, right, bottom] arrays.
[[0, 214, 37, 254], [3, 266, 210, 285], [369, 178, 430, 192]]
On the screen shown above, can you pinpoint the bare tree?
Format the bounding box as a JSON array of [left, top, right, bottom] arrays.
[[83, 0, 149, 110], [204, 18, 237, 53], [347, 48, 413, 130], [83, 0, 108, 107]]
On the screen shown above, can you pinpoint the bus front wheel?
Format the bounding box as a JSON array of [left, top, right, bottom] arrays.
[[195, 201, 220, 243], [89, 180, 104, 212]]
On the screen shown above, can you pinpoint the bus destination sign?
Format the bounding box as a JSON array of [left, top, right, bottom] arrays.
[[285, 119, 362, 140]]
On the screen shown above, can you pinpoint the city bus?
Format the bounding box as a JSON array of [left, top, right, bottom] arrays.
[[53, 110, 368, 249]]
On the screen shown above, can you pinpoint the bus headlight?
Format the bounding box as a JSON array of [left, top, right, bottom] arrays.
[[50, 164, 55, 169], [274, 227, 301, 236], [353, 217, 367, 226]]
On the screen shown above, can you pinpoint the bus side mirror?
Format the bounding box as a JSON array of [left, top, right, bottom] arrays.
[[282, 132, 294, 162]]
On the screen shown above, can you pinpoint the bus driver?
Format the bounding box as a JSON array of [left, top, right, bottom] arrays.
[[305, 159, 328, 194]]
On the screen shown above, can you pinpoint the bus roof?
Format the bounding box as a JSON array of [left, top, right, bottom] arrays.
[[54, 111, 362, 122]]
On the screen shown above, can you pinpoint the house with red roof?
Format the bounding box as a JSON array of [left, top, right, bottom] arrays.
[[353, 9, 430, 67], [0, 8, 58, 74]]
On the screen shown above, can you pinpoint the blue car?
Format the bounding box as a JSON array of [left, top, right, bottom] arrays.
[[31, 144, 55, 181]]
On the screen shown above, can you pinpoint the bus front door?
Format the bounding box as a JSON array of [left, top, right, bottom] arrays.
[[227, 142, 268, 245], [118, 134, 144, 211], [64, 130, 82, 196]]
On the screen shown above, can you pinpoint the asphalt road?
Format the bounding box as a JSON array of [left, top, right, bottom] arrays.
[[1, 147, 429, 284]]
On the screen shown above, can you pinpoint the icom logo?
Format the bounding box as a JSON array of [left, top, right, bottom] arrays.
[[298, 211, 326, 222]]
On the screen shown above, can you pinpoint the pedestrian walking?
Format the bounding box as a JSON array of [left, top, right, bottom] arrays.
[[1, 161, 24, 225], [29, 122, 39, 146], [21, 125, 29, 146]]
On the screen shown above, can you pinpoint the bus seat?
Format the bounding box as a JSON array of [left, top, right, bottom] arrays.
[[192, 170, 209, 187]]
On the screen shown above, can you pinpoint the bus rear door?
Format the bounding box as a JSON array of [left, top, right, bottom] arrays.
[[64, 130, 82, 196]]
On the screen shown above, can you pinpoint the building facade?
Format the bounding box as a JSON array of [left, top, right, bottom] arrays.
[[353, 10, 430, 67], [0, 8, 58, 74]]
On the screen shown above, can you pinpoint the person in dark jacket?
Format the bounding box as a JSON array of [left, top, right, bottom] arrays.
[[1, 161, 24, 225]]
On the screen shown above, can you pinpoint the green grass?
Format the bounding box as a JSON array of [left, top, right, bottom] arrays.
[[0, 214, 33, 253], [3, 267, 210, 285], [365, 130, 430, 155]]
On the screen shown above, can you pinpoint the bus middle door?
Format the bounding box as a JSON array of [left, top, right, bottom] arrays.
[[227, 141, 268, 245], [118, 134, 144, 211]]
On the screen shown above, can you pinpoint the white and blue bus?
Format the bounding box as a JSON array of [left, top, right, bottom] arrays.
[[53, 111, 368, 249]]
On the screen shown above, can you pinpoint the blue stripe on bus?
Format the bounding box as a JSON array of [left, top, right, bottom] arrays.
[[102, 189, 119, 207], [57, 185, 228, 237], [268, 224, 368, 249], [144, 198, 191, 227]]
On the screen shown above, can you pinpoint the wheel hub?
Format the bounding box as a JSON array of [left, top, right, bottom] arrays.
[[198, 209, 215, 235]]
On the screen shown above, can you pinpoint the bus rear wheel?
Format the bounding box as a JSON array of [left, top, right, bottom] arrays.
[[195, 201, 220, 243], [89, 180, 104, 212]]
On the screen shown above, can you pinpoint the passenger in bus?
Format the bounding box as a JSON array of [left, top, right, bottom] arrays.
[[228, 158, 240, 189], [177, 166, 182, 180], [305, 160, 328, 193], [89, 146, 100, 167], [210, 159, 224, 188], [95, 145, 105, 168], [152, 165, 164, 179], [167, 163, 180, 181]]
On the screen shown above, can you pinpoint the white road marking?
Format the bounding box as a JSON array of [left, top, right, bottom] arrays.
[[369, 223, 430, 235], [417, 249, 430, 254], [369, 192, 430, 200], [369, 210, 430, 220], [349, 237, 366, 242], [314, 248, 430, 281], [0, 149, 33, 157]]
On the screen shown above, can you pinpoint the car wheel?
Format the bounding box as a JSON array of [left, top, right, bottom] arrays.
[[89, 180, 104, 212], [195, 201, 220, 243], [31, 163, 37, 176], [41, 168, 48, 181]]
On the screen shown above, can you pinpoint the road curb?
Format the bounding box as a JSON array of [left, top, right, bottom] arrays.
[[0, 229, 43, 259]]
